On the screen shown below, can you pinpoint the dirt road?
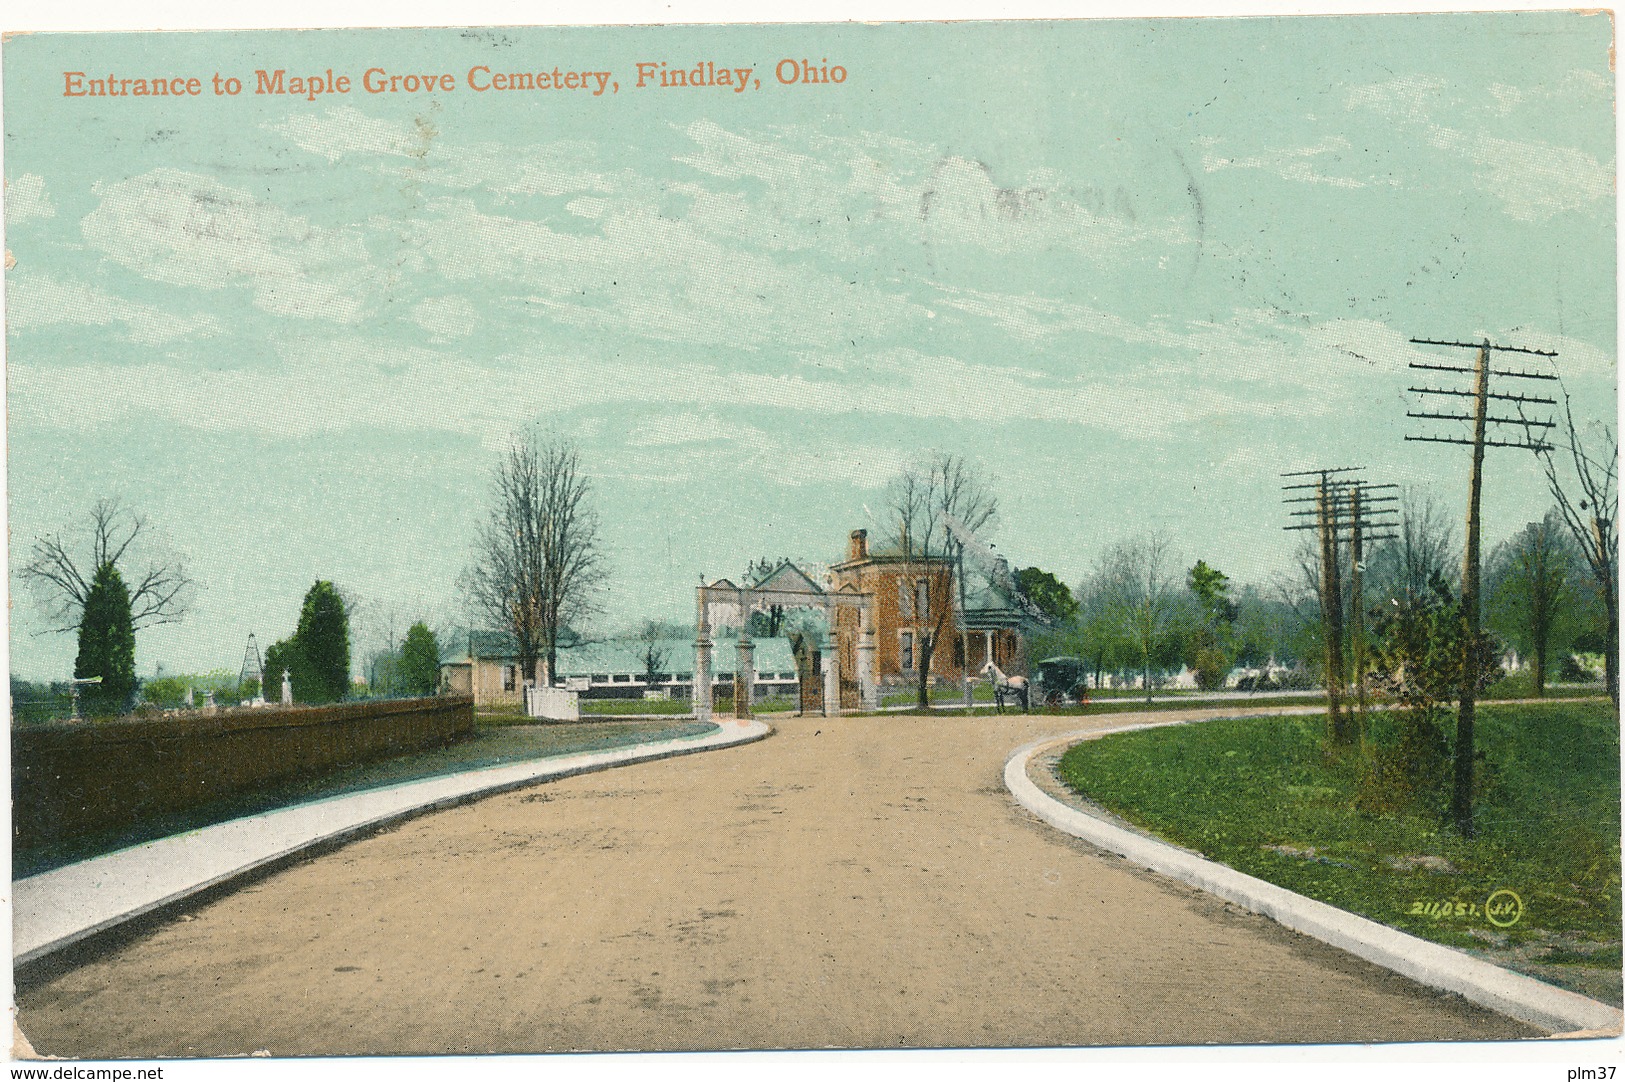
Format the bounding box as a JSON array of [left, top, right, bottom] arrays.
[[17, 709, 1536, 1056]]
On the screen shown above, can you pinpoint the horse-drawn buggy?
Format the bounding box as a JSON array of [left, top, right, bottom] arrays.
[[1032, 656, 1089, 707], [982, 656, 1090, 711]]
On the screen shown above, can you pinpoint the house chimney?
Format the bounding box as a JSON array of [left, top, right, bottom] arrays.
[[849, 529, 868, 561]]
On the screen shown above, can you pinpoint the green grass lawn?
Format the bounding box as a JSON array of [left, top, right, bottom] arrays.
[[881, 684, 996, 707], [579, 697, 693, 715], [1483, 672, 1607, 700], [1055, 702, 1621, 993], [16, 718, 714, 878]]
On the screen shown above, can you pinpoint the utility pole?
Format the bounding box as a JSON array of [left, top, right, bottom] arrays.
[[1345, 481, 1399, 739], [1283, 469, 1398, 749], [1406, 336, 1556, 836]]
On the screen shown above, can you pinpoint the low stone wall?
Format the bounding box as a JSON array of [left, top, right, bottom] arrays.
[[13, 696, 474, 854]]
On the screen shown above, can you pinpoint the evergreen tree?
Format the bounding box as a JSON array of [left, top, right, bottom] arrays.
[[1014, 567, 1078, 622], [75, 562, 136, 717], [1186, 560, 1236, 690], [264, 637, 298, 702], [294, 580, 351, 703], [399, 622, 442, 697]]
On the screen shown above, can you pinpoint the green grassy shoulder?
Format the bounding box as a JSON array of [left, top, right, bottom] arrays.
[[1055, 702, 1620, 995], [855, 693, 1330, 718]]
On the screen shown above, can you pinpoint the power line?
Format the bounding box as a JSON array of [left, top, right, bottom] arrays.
[[1405, 336, 1557, 836]]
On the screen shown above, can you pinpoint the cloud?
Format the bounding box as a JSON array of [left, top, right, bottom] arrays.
[[6, 273, 222, 345], [672, 119, 1189, 263], [927, 284, 1472, 405], [1488, 69, 1611, 117], [9, 326, 1289, 446], [1201, 137, 1375, 190], [269, 105, 433, 162], [5, 173, 55, 225], [1344, 75, 1449, 121], [1425, 127, 1611, 222], [413, 196, 929, 350], [410, 295, 476, 338], [675, 118, 822, 186], [1346, 74, 1612, 221], [408, 139, 619, 199], [626, 414, 767, 447], [931, 283, 1189, 349], [80, 169, 374, 322], [613, 423, 908, 490], [273, 105, 623, 203]]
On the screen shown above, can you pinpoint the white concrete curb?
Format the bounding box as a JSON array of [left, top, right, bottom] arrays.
[[15, 718, 771, 967], [1005, 720, 1624, 1038]]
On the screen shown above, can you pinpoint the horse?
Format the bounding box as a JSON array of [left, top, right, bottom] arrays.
[[981, 659, 1030, 712]]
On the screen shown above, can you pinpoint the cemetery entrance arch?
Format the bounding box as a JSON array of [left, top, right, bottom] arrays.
[[693, 561, 876, 721]]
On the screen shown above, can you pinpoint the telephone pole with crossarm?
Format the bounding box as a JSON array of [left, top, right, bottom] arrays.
[[1406, 336, 1556, 836]]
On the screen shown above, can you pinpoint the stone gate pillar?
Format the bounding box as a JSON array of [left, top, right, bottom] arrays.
[[822, 606, 841, 717], [735, 633, 755, 720], [822, 650, 841, 717], [694, 591, 713, 724], [857, 601, 878, 711]]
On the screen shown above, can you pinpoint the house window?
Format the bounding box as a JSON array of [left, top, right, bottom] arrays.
[[502, 665, 516, 692], [898, 578, 913, 621], [591, 673, 610, 684], [916, 578, 929, 622], [899, 630, 915, 673], [613, 674, 632, 683]]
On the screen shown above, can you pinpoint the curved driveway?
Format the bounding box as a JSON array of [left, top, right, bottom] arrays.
[[18, 709, 1536, 1056]]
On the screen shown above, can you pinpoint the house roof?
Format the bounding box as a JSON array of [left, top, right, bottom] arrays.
[[444, 634, 801, 676], [452, 629, 519, 660], [557, 637, 799, 676], [830, 543, 952, 571], [752, 560, 825, 595]]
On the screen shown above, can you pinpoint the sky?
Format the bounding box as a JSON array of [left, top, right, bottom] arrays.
[[2, 11, 1616, 681]]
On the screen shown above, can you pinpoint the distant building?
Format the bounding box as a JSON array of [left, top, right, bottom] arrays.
[[439, 630, 800, 707], [828, 529, 1025, 685]]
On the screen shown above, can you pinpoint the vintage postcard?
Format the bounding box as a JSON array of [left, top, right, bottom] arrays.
[[3, 7, 1619, 1074]]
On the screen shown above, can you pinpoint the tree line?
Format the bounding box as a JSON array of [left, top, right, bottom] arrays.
[[1030, 488, 1611, 704], [18, 499, 442, 718]]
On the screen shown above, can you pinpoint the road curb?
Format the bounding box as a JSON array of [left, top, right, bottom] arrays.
[[1004, 721, 1624, 1038], [14, 719, 772, 967]]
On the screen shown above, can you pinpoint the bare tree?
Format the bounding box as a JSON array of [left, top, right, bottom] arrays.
[[352, 592, 444, 695], [1073, 556, 1136, 689], [744, 557, 789, 636], [1365, 487, 1459, 606], [638, 621, 672, 690], [20, 497, 197, 635], [885, 451, 998, 709], [1485, 511, 1581, 697], [1538, 393, 1618, 705], [463, 433, 607, 687], [1098, 533, 1183, 703]]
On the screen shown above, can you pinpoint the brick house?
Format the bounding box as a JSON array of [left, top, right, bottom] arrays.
[[829, 529, 1024, 686]]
